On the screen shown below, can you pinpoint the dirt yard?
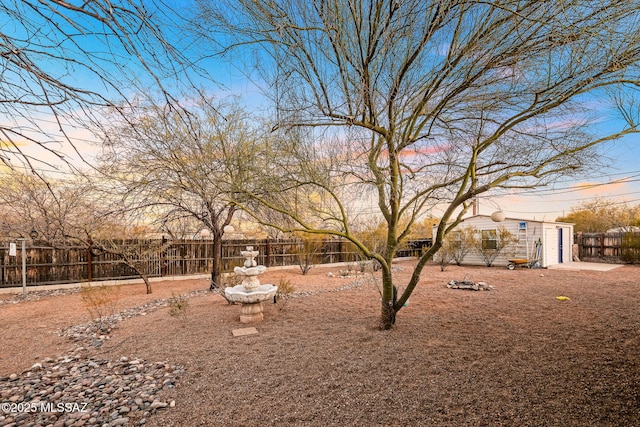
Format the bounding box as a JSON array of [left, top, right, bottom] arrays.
[[1, 260, 639, 426]]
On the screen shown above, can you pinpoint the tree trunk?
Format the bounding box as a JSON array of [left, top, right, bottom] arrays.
[[142, 275, 152, 294], [209, 233, 223, 290], [379, 268, 397, 330], [380, 299, 396, 330]]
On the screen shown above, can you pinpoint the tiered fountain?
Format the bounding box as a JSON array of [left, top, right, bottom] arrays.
[[224, 246, 278, 323]]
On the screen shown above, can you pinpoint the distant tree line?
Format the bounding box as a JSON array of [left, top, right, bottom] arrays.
[[556, 199, 640, 233]]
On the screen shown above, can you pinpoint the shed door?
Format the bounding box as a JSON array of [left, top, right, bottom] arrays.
[[558, 228, 563, 263], [544, 228, 559, 267]]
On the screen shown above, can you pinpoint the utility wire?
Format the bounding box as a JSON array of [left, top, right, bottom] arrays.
[[506, 197, 640, 215]]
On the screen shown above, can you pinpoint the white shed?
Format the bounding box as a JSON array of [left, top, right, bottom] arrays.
[[447, 215, 574, 268]]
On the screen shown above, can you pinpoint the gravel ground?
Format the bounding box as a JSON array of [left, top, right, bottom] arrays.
[[1, 261, 639, 426]]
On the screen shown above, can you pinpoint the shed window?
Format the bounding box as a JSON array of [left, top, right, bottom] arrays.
[[482, 229, 497, 250], [453, 231, 462, 248]]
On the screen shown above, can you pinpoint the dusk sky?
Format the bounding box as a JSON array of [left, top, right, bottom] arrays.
[[6, 1, 640, 222]]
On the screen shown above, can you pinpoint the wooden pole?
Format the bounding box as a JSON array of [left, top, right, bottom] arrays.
[[87, 239, 93, 283], [21, 239, 26, 296], [161, 236, 166, 277], [265, 238, 271, 267], [1, 248, 5, 288]]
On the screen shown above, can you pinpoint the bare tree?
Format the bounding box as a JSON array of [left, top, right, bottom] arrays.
[[0, 170, 100, 242], [0, 170, 164, 293], [0, 0, 201, 172], [197, 0, 640, 328], [96, 96, 265, 289], [89, 233, 168, 295], [0, 171, 165, 294], [557, 198, 640, 232]]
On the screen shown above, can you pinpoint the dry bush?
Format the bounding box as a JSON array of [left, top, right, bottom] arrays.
[[434, 240, 455, 271], [275, 277, 295, 311], [293, 236, 323, 275], [80, 283, 121, 330], [168, 292, 189, 324], [221, 272, 241, 287], [217, 272, 242, 304]]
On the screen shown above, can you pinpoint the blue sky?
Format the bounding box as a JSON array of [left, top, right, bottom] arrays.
[[5, 1, 640, 222], [494, 102, 640, 220], [486, 133, 640, 221]]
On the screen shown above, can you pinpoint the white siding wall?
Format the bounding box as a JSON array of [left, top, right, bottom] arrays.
[[449, 216, 573, 268], [454, 217, 542, 267]]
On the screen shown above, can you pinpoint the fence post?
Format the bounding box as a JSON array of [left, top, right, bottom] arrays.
[[161, 236, 166, 277], [20, 239, 27, 296], [265, 238, 271, 267], [87, 239, 93, 283], [1, 247, 4, 287], [600, 233, 605, 257], [575, 233, 582, 260]]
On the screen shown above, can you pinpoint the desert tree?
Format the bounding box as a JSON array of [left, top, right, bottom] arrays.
[[557, 198, 640, 232], [0, 170, 95, 242], [197, 0, 640, 328], [96, 96, 266, 289], [87, 225, 168, 295], [0, 170, 165, 293], [0, 0, 201, 172]]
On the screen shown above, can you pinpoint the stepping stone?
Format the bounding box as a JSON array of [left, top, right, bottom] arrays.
[[232, 327, 259, 337]]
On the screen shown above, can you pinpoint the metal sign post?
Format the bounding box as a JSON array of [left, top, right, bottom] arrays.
[[16, 238, 27, 296]]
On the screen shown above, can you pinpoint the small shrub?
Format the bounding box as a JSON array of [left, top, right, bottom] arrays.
[[168, 292, 189, 323], [451, 227, 475, 266], [80, 283, 121, 331], [434, 240, 455, 271], [275, 277, 295, 311], [621, 233, 640, 263], [293, 236, 323, 275], [221, 272, 241, 287], [218, 273, 241, 304], [357, 254, 369, 273], [473, 225, 518, 267]]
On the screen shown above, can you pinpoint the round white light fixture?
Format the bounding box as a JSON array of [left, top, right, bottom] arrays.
[[490, 210, 506, 222], [223, 225, 235, 234], [200, 229, 211, 238]]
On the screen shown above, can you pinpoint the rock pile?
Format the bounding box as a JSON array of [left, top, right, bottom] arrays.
[[0, 288, 80, 307], [1, 288, 212, 426], [0, 348, 183, 427], [287, 277, 372, 299], [447, 280, 494, 291], [60, 289, 209, 348]]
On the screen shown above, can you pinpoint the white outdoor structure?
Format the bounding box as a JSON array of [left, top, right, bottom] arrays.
[[446, 215, 574, 268]]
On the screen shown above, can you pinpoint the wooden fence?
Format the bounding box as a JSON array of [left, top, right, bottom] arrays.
[[576, 232, 640, 263], [0, 237, 431, 289]]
